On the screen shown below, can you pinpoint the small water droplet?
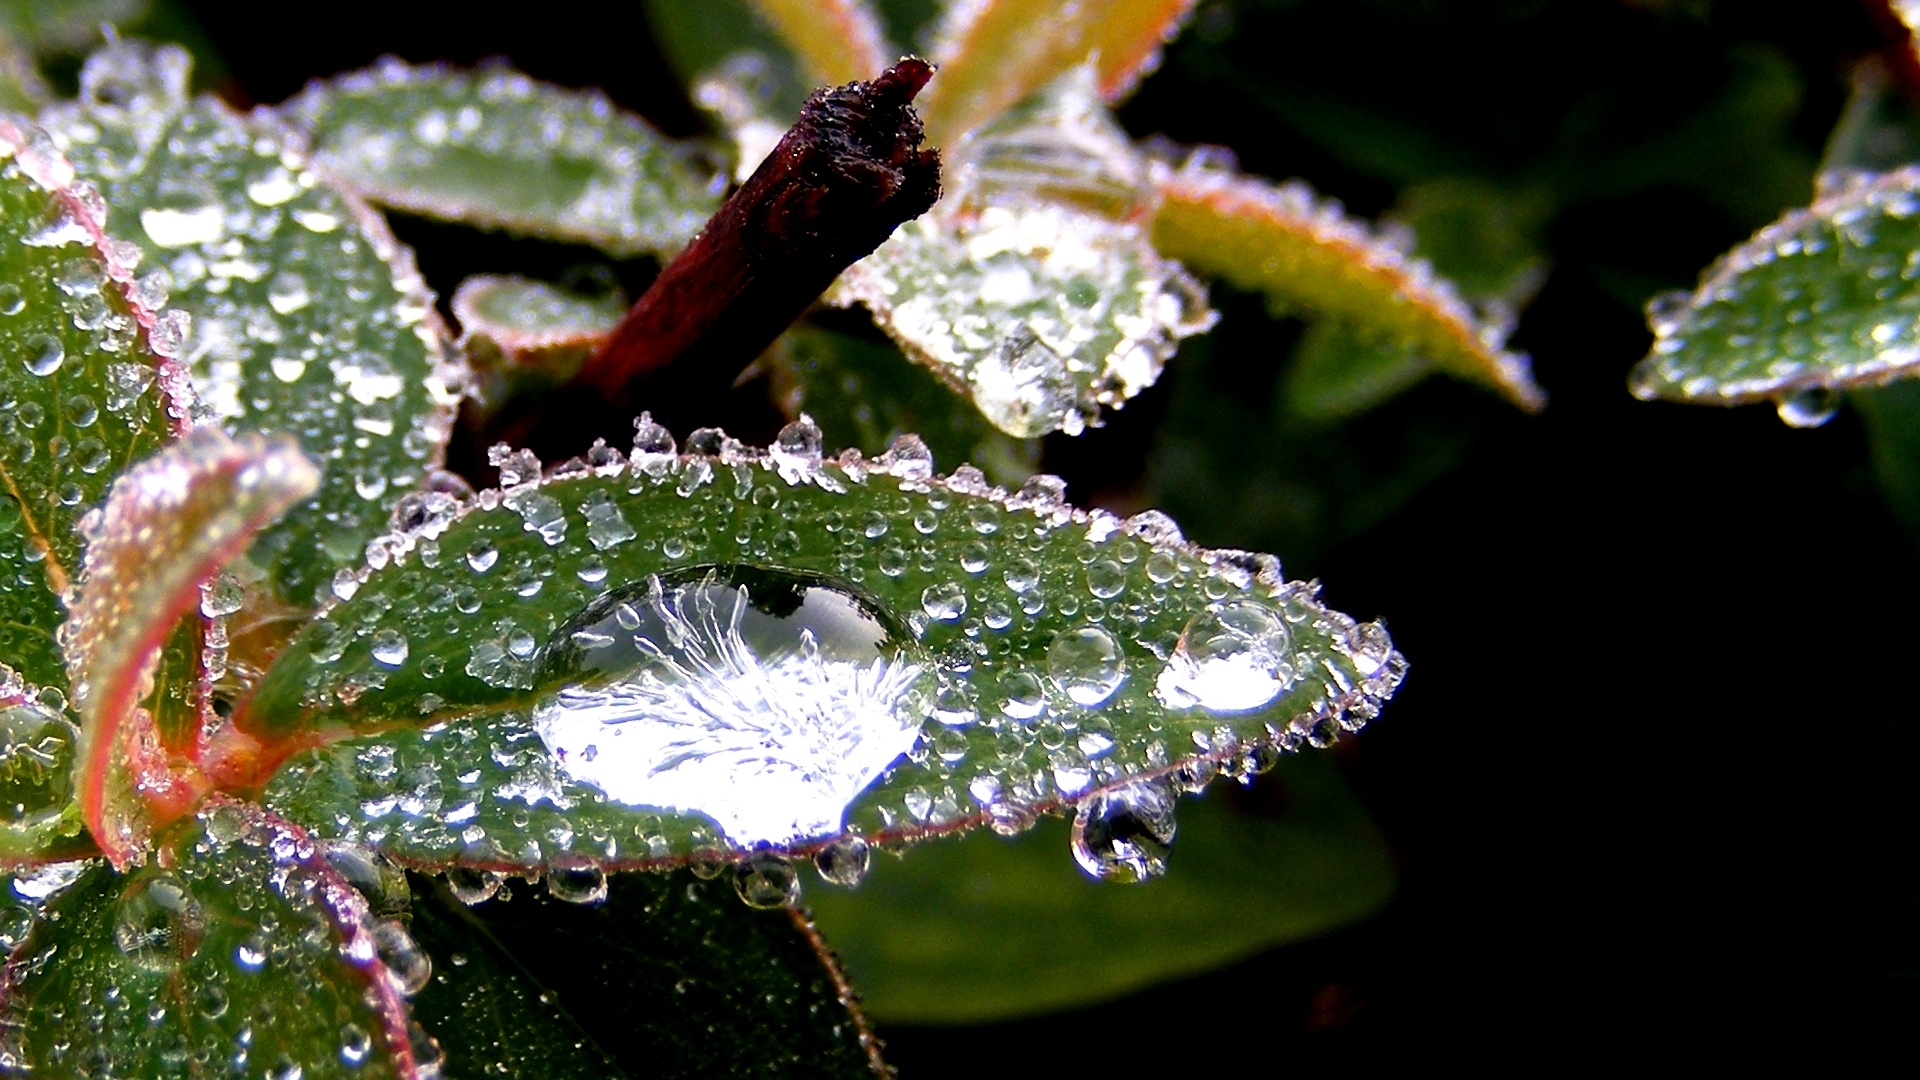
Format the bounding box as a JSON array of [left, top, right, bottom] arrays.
[[466, 540, 499, 572], [1070, 780, 1176, 883], [370, 629, 410, 667], [445, 867, 502, 905], [22, 335, 63, 377], [734, 849, 799, 908], [266, 270, 311, 315], [372, 918, 431, 995], [1775, 386, 1840, 428], [921, 581, 967, 621], [546, 865, 608, 904]]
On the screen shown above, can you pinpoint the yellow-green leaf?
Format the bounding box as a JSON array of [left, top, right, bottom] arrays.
[[747, 0, 894, 87]]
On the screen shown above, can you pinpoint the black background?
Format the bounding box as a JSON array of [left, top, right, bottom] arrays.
[[173, 0, 1920, 1065]]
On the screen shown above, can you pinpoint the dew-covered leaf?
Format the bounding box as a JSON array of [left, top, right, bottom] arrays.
[[806, 753, 1392, 1022], [1628, 168, 1920, 421], [454, 273, 625, 399], [249, 424, 1403, 877], [919, 0, 1198, 145], [0, 117, 184, 702], [0, 0, 144, 54], [282, 58, 723, 259], [747, 0, 894, 88], [411, 870, 881, 1078], [66, 428, 317, 866], [1151, 157, 1545, 413], [0, 801, 424, 1077], [43, 41, 465, 608], [766, 323, 1040, 488], [834, 73, 1214, 438]]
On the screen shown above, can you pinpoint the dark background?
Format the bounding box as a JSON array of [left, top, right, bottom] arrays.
[[172, 0, 1920, 1064]]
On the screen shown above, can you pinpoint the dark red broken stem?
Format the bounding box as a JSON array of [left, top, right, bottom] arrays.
[[580, 57, 941, 406]]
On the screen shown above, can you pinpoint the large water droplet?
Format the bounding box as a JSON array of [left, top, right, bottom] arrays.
[[1047, 625, 1126, 706], [372, 918, 431, 996], [812, 836, 871, 887], [734, 849, 799, 908], [112, 872, 204, 972], [1774, 385, 1840, 428], [139, 176, 225, 248], [532, 564, 933, 848], [445, 867, 502, 905], [1155, 600, 1295, 712], [1069, 780, 1176, 883], [0, 703, 80, 830], [546, 865, 608, 904]]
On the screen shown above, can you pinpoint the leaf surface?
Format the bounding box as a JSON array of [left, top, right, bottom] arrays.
[[412, 870, 881, 1077], [806, 753, 1393, 1022], [748, 0, 894, 87], [0, 0, 143, 54], [1628, 168, 1920, 417], [283, 59, 722, 259], [44, 41, 464, 608], [453, 273, 625, 398], [0, 117, 182, 718], [65, 428, 317, 865], [1151, 160, 1546, 412], [0, 801, 423, 1077], [919, 0, 1198, 145], [251, 425, 1403, 874]]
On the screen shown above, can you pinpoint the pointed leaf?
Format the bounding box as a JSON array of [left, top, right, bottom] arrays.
[[1150, 158, 1546, 412], [919, 0, 1198, 145], [282, 59, 723, 259], [250, 428, 1403, 875], [806, 753, 1393, 1022], [412, 870, 881, 1078], [45, 41, 466, 607], [769, 323, 1039, 488], [747, 0, 894, 87], [0, 117, 184, 701], [0, 801, 425, 1076], [1628, 168, 1920, 417], [66, 428, 318, 866]]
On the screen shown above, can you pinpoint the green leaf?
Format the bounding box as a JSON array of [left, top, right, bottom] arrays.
[[1282, 319, 1435, 425], [0, 0, 144, 54], [806, 753, 1393, 1022], [1150, 159, 1546, 413], [65, 428, 317, 866], [1627, 168, 1920, 421], [747, 0, 894, 87], [835, 73, 1215, 438], [918, 0, 1198, 146], [0, 118, 181, 705], [0, 801, 424, 1077], [453, 273, 625, 401], [0, 33, 49, 113], [44, 41, 465, 608], [282, 59, 723, 260], [411, 870, 881, 1078], [0, 697, 90, 860], [249, 423, 1403, 875], [766, 323, 1040, 489]]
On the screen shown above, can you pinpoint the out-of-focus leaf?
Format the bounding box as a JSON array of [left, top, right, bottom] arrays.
[[748, 0, 893, 87], [838, 74, 1214, 438], [252, 424, 1403, 875], [1853, 379, 1920, 542], [1151, 158, 1546, 412], [282, 59, 723, 260], [65, 428, 317, 866], [454, 274, 625, 399], [0, 117, 182, 720], [412, 871, 881, 1078], [0, 0, 143, 54], [1282, 320, 1434, 424], [1628, 168, 1920, 421], [1823, 58, 1920, 178], [0, 801, 423, 1076], [918, 0, 1198, 145], [806, 753, 1393, 1022], [0, 34, 47, 112], [44, 42, 465, 608], [766, 323, 1040, 489], [649, 0, 813, 130]]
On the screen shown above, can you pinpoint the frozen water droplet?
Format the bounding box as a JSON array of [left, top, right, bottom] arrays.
[[1775, 386, 1839, 428], [200, 573, 244, 618], [533, 565, 933, 848], [734, 849, 799, 908], [1047, 625, 1126, 706], [581, 491, 636, 550], [813, 837, 871, 887], [0, 702, 81, 830], [877, 434, 933, 482], [771, 415, 825, 484], [546, 865, 608, 904], [631, 412, 677, 476], [1155, 600, 1295, 712], [1069, 780, 1176, 883]]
